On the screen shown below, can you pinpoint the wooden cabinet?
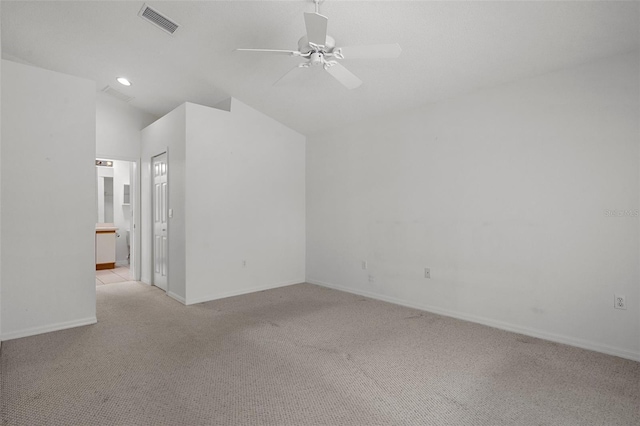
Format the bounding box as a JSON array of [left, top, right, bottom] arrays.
[[96, 225, 118, 270]]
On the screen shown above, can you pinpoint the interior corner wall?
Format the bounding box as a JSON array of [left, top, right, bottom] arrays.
[[140, 104, 186, 301], [306, 51, 640, 361], [1, 60, 97, 340], [96, 91, 158, 160], [184, 100, 305, 304]]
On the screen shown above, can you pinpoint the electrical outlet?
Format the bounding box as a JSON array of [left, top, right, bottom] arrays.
[[424, 268, 431, 279], [242, 260, 247, 268], [361, 261, 367, 270], [368, 275, 375, 283], [614, 294, 626, 310]]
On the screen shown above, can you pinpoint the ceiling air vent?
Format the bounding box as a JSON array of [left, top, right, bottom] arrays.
[[102, 86, 134, 103], [138, 4, 180, 35]]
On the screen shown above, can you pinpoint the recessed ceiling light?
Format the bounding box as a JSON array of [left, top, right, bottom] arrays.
[[116, 77, 132, 86]]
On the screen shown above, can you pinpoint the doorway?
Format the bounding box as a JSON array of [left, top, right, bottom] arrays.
[[95, 158, 139, 283]]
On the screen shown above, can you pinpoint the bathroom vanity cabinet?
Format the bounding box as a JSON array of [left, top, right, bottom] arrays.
[[96, 224, 118, 270]]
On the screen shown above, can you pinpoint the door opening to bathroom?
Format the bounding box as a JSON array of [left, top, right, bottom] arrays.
[[95, 158, 139, 284]]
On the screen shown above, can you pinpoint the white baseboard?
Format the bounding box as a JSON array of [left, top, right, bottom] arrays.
[[307, 279, 640, 362], [1, 316, 98, 342], [186, 280, 303, 305], [167, 291, 186, 305]]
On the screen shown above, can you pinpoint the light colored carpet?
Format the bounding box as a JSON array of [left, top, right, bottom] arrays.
[[1, 282, 638, 425]]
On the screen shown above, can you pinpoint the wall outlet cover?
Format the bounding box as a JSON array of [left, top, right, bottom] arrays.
[[614, 294, 626, 310]]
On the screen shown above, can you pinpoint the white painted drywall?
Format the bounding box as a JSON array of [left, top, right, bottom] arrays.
[[306, 52, 640, 360], [95, 97, 155, 281], [140, 100, 305, 304], [140, 104, 187, 300], [184, 100, 305, 304], [1, 60, 97, 340], [96, 91, 157, 160]]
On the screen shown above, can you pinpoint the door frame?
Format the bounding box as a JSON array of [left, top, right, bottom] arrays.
[[150, 150, 169, 293], [95, 154, 141, 281]]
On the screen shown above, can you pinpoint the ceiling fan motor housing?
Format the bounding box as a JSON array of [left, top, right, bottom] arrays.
[[309, 52, 325, 66]]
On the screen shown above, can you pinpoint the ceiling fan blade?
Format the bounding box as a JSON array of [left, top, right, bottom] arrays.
[[304, 12, 328, 46], [236, 48, 301, 56], [337, 44, 402, 59], [325, 62, 362, 89], [274, 64, 308, 86]]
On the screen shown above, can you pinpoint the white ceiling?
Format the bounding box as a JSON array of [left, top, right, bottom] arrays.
[[2, 0, 639, 136]]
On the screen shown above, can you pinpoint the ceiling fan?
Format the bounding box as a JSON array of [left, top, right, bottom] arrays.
[[236, 0, 401, 89]]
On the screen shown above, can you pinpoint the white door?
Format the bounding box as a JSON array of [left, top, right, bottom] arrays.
[[152, 153, 168, 291]]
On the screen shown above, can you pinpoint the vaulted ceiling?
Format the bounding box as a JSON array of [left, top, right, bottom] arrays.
[[2, 1, 638, 135]]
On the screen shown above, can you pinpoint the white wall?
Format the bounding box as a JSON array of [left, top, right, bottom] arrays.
[[96, 91, 157, 160], [140, 104, 187, 300], [1, 60, 97, 340], [140, 100, 306, 305], [185, 100, 305, 304], [96, 93, 156, 281], [306, 52, 640, 361]]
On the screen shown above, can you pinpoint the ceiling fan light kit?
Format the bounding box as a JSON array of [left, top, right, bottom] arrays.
[[236, 0, 401, 89]]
